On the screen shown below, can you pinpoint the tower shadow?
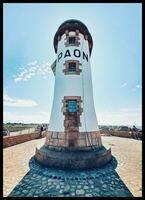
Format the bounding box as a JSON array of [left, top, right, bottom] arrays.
[[8, 155, 133, 197]]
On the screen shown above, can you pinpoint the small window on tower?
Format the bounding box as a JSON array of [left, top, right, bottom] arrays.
[[63, 60, 82, 75], [65, 34, 80, 47], [68, 62, 76, 73], [68, 100, 77, 112], [69, 37, 76, 45]]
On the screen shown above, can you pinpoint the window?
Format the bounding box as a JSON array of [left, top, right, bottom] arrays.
[[69, 37, 76, 45], [63, 60, 82, 75], [68, 62, 76, 73], [65, 34, 80, 47], [62, 96, 83, 129], [68, 100, 77, 112]]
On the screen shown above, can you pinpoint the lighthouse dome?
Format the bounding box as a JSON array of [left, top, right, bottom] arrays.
[[54, 19, 93, 55]]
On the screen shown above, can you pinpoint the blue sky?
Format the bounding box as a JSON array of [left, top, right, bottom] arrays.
[[3, 3, 142, 126]]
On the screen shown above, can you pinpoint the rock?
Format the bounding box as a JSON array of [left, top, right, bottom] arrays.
[[22, 190, 28, 194], [88, 180, 93, 184], [85, 194, 93, 197], [95, 188, 100, 193], [76, 189, 85, 195], [64, 185, 70, 191], [44, 189, 49, 193], [84, 186, 89, 190], [102, 184, 107, 188], [63, 185, 70, 194], [59, 190, 63, 194], [47, 182, 52, 186], [27, 186, 32, 189], [15, 191, 21, 195], [56, 185, 60, 189]]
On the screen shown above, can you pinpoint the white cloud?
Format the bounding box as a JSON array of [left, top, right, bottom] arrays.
[[119, 107, 141, 112], [14, 60, 52, 82], [136, 84, 142, 89], [27, 60, 37, 66], [97, 107, 142, 126], [131, 84, 142, 92], [121, 83, 127, 88], [4, 94, 38, 107], [3, 111, 50, 123]]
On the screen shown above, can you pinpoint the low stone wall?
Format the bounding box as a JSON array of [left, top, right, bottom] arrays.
[[110, 131, 132, 138], [3, 131, 47, 148], [100, 130, 141, 139], [100, 130, 132, 138]]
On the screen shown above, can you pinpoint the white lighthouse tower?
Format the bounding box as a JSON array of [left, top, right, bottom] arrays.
[[35, 19, 112, 169]]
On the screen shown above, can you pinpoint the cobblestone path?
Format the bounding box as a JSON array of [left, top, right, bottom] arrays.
[[3, 136, 142, 197]]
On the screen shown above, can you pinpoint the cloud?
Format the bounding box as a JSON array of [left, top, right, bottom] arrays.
[[27, 60, 37, 66], [131, 84, 142, 92], [119, 107, 141, 112], [14, 60, 52, 82], [136, 84, 142, 89], [4, 94, 38, 107], [3, 111, 50, 123], [121, 83, 127, 88], [97, 107, 142, 126]]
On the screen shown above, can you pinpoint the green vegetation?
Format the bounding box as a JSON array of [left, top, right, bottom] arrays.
[[3, 123, 40, 132]]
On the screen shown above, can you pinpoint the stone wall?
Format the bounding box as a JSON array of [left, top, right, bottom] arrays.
[[35, 146, 112, 169], [3, 131, 47, 148], [44, 131, 102, 148], [100, 130, 132, 138], [110, 131, 132, 138]]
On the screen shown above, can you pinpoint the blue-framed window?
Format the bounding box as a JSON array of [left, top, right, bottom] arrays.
[[68, 100, 77, 112]]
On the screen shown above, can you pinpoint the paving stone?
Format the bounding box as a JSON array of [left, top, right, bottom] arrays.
[[3, 137, 142, 197], [22, 190, 28, 194], [44, 189, 49, 193], [85, 193, 93, 197], [42, 177, 47, 181], [76, 189, 85, 195], [102, 184, 107, 188], [56, 185, 60, 189], [59, 189, 63, 194], [77, 185, 82, 189], [84, 186, 89, 190], [14, 191, 21, 195], [95, 188, 100, 193], [88, 180, 94, 184]]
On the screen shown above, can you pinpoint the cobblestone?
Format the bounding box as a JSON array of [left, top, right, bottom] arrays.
[[3, 136, 142, 197]]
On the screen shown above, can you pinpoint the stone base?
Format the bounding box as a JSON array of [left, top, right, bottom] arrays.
[[44, 131, 102, 148], [35, 145, 112, 170]]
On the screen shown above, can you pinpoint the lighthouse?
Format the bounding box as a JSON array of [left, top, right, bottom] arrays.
[[35, 19, 112, 169]]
